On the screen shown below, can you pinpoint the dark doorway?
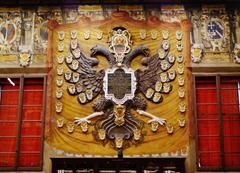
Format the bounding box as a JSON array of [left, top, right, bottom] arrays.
[[51, 157, 185, 173]]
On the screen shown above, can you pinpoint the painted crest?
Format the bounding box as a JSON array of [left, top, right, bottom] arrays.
[[108, 28, 131, 65], [200, 7, 230, 53], [139, 29, 146, 40], [191, 43, 203, 63], [96, 30, 103, 40], [18, 46, 32, 67]]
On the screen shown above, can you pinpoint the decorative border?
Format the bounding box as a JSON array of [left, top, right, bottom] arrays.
[[103, 67, 136, 105], [200, 12, 230, 53]]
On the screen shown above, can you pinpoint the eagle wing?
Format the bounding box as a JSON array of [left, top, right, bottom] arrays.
[[64, 41, 104, 104], [136, 40, 176, 103]]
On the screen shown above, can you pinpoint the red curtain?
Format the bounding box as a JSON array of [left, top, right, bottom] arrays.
[[0, 78, 19, 167], [19, 78, 43, 168], [196, 77, 221, 168], [221, 77, 240, 168], [196, 76, 240, 170], [0, 78, 44, 169]]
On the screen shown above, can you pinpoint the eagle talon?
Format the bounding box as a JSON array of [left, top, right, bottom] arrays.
[[74, 118, 91, 125], [74, 111, 104, 125], [73, 111, 104, 133], [137, 109, 166, 132], [74, 118, 90, 132], [147, 118, 166, 126]]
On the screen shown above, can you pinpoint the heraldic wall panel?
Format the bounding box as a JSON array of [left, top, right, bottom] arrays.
[[47, 10, 192, 156]]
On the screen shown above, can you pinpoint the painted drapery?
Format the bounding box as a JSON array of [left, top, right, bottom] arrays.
[[47, 11, 192, 156]]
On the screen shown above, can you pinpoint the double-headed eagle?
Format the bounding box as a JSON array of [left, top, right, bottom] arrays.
[[64, 27, 176, 149]]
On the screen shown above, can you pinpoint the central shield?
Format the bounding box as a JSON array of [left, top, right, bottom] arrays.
[[103, 67, 136, 104]]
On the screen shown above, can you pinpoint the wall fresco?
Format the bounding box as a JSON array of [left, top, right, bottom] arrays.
[[46, 8, 192, 156], [0, 5, 239, 173]]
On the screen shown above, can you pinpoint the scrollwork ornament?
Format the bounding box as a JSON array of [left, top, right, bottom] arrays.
[[191, 43, 203, 63], [233, 43, 240, 63]]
